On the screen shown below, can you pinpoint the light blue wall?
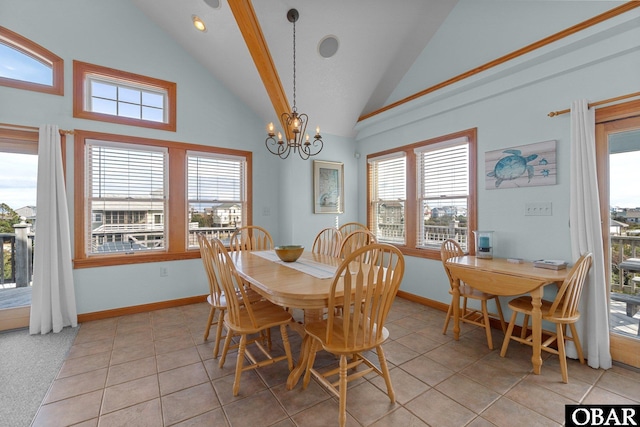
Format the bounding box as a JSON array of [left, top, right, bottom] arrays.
[[0, 0, 356, 314], [2, 1, 638, 315], [355, 6, 640, 306]]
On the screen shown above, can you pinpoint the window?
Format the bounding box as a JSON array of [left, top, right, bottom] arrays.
[[187, 152, 247, 248], [0, 26, 63, 95], [368, 153, 406, 245], [74, 130, 252, 268], [367, 128, 477, 259], [86, 140, 167, 255], [73, 61, 177, 132]]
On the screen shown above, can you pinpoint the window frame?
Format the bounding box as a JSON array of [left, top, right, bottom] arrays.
[[73, 130, 252, 268], [73, 61, 177, 132], [367, 128, 477, 260], [0, 26, 64, 95]]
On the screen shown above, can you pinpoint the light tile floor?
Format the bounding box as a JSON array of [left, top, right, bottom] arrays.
[[32, 298, 640, 426]]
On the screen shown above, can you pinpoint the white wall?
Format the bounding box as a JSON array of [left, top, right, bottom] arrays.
[[355, 7, 640, 305]]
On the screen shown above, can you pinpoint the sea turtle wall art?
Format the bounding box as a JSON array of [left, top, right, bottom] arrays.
[[485, 140, 557, 189]]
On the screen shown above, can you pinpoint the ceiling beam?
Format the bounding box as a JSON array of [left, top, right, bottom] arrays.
[[228, 0, 290, 131]]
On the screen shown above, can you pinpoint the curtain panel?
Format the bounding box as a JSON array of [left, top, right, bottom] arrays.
[[569, 100, 612, 369], [30, 125, 77, 334]]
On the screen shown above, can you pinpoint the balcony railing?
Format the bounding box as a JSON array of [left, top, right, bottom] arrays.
[[1, 221, 34, 287]]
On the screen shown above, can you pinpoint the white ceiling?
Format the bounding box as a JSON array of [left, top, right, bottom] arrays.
[[132, 0, 459, 138]]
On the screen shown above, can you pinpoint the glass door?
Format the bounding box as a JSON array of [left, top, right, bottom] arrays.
[[597, 111, 640, 368], [0, 150, 38, 331]]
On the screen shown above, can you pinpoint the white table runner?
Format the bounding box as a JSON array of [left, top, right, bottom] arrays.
[[252, 250, 337, 279]]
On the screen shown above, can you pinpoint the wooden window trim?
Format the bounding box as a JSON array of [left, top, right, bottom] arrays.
[[0, 26, 64, 96], [367, 128, 477, 260], [73, 61, 177, 132], [73, 130, 252, 268]]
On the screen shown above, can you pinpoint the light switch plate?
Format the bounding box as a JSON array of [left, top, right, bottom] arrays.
[[525, 202, 552, 216]]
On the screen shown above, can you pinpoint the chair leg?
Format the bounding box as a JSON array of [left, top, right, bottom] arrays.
[[338, 355, 348, 427], [280, 324, 294, 371], [556, 323, 568, 384], [219, 328, 234, 368], [442, 298, 454, 334], [520, 314, 530, 340], [233, 334, 247, 396], [376, 345, 395, 403], [481, 300, 493, 350], [302, 339, 319, 389], [494, 297, 506, 332], [212, 309, 225, 358], [568, 323, 585, 364], [203, 306, 216, 340], [500, 311, 518, 357]]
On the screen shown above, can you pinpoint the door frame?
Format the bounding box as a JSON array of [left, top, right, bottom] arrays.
[[595, 100, 640, 368]]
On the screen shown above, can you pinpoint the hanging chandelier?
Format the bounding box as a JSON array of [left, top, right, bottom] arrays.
[[265, 9, 323, 160]]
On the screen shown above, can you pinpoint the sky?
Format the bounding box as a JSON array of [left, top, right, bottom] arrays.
[[610, 151, 640, 209], [0, 152, 38, 211]]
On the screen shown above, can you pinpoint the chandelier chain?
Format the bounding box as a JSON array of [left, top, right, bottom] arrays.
[[292, 16, 297, 112]]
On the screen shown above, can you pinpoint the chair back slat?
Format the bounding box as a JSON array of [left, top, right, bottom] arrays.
[[208, 237, 258, 328], [326, 243, 404, 349], [548, 253, 593, 320], [339, 229, 377, 260], [440, 239, 464, 289], [337, 222, 367, 237], [312, 227, 342, 257], [198, 233, 224, 304], [230, 225, 273, 252]]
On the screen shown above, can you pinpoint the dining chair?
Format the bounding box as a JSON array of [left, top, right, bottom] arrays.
[[500, 253, 593, 383], [337, 221, 367, 237], [208, 237, 294, 395], [440, 239, 506, 349], [338, 229, 377, 260], [197, 233, 263, 357], [311, 227, 342, 257], [301, 243, 405, 427], [229, 225, 274, 251]]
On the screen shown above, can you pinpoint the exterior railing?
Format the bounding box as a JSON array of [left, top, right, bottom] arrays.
[[423, 224, 469, 249], [1, 221, 34, 287], [376, 223, 469, 249], [611, 234, 640, 294]]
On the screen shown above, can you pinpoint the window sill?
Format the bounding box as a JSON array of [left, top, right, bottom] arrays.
[[73, 250, 200, 269]]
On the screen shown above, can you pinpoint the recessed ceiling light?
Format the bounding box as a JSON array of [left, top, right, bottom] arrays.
[[192, 15, 207, 32], [203, 0, 220, 9], [318, 36, 339, 58]]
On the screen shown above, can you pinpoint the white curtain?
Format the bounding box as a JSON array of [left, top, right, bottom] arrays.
[[569, 100, 612, 369], [30, 125, 77, 334]]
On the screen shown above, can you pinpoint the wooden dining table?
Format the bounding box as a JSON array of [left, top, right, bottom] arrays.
[[230, 249, 342, 389], [445, 256, 568, 375]]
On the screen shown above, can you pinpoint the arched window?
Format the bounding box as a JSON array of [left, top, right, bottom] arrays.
[[0, 26, 64, 95]]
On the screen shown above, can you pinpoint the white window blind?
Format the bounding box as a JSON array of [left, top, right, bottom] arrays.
[[368, 153, 406, 244], [416, 138, 469, 250], [187, 152, 247, 247], [86, 140, 167, 254]]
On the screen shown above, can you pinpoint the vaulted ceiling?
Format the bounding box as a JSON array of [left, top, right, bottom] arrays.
[[132, 0, 459, 138], [131, 0, 632, 138]]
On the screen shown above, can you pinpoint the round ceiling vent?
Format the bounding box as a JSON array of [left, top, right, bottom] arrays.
[[318, 36, 339, 58], [203, 0, 220, 9]]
